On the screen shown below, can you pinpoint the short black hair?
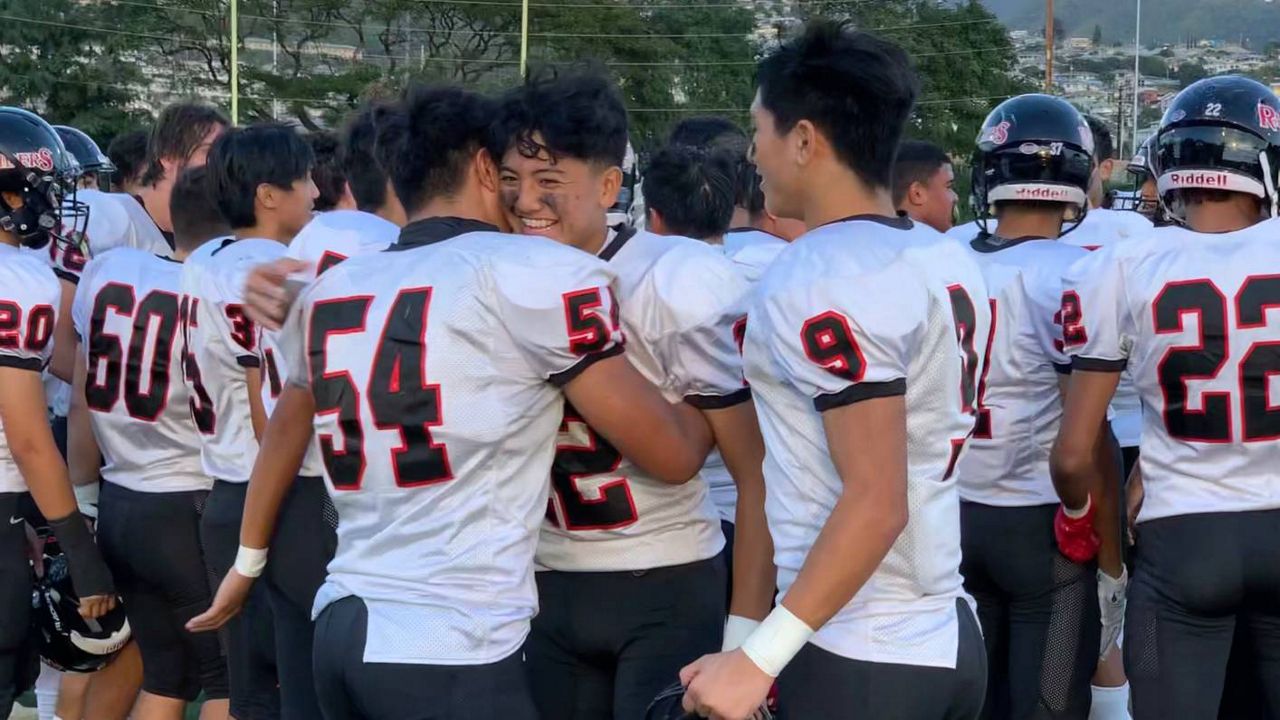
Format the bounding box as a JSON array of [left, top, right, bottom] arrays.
[[667, 116, 746, 151], [205, 123, 313, 230], [756, 20, 919, 190], [306, 130, 344, 212], [340, 103, 390, 213], [373, 84, 496, 215], [142, 102, 229, 186], [170, 166, 230, 252], [642, 145, 736, 240], [891, 140, 951, 207], [493, 66, 628, 168], [1086, 115, 1114, 162], [106, 128, 149, 190], [737, 161, 766, 217]]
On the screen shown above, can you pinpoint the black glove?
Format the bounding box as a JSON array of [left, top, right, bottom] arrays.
[[47, 510, 115, 599]]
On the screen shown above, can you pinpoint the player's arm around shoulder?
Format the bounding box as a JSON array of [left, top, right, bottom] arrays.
[[497, 248, 714, 485]]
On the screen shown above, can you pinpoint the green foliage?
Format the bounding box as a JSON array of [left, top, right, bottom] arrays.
[[1092, 23, 1103, 45], [0, 0, 151, 143], [1177, 62, 1208, 88], [0, 0, 1031, 160]]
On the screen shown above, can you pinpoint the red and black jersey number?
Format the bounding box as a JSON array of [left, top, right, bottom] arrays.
[[548, 404, 637, 530], [563, 287, 620, 355], [945, 285, 994, 476], [1155, 276, 1280, 442], [0, 300, 54, 354], [179, 295, 217, 434], [309, 289, 453, 491], [86, 283, 180, 422]]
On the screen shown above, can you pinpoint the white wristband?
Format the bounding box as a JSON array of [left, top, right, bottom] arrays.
[[722, 615, 762, 652], [233, 545, 268, 578], [73, 483, 100, 519], [740, 605, 815, 678]]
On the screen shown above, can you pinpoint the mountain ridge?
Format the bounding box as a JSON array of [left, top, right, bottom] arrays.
[[979, 0, 1280, 46]]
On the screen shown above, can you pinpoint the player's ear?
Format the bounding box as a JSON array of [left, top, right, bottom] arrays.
[[908, 181, 927, 207], [793, 119, 817, 167], [255, 182, 278, 210], [597, 165, 623, 210], [475, 147, 500, 193]]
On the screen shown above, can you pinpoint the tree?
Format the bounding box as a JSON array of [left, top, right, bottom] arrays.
[[0, 0, 151, 143], [1176, 62, 1208, 88], [1092, 23, 1103, 46]]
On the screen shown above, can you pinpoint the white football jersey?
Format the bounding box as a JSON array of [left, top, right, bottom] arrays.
[[276, 219, 624, 665], [0, 245, 59, 493], [258, 210, 399, 479], [73, 249, 208, 493], [946, 219, 985, 242], [1061, 207, 1153, 448], [1064, 218, 1280, 523], [744, 215, 988, 669], [286, 209, 399, 279], [113, 194, 174, 257], [179, 238, 286, 482], [955, 236, 1088, 506], [537, 229, 747, 573], [724, 228, 788, 285]]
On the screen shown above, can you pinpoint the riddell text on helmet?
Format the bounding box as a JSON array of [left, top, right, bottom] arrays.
[[1170, 171, 1229, 187], [1014, 186, 1073, 200]]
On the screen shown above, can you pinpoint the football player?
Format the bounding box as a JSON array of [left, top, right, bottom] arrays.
[[181, 123, 316, 719], [1052, 75, 1280, 719], [131, 103, 228, 251], [0, 107, 116, 719], [106, 129, 149, 196], [495, 70, 775, 719], [639, 141, 776, 622], [196, 83, 716, 720], [892, 140, 957, 234], [951, 94, 1124, 719], [70, 166, 231, 720], [680, 22, 989, 720]]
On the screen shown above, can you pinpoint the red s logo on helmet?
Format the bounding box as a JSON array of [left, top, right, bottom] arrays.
[[984, 121, 1011, 145], [1258, 102, 1280, 133]]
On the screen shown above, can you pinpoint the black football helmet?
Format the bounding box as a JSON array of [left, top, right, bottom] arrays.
[[1154, 75, 1280, 221], [32, 552, 131, 673], [645, 681, 776, 720], [970, 94, 1095, 235], [0, 108, 87, 249], [54, 125, 115, 190], [1111, 134, 1160, 217]]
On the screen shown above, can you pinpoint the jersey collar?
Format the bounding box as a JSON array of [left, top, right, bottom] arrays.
[[598, 224, 637, 261], [968, 234, 1051, 253], [817, 213, 913, 231], [390, 217, 499, 251]]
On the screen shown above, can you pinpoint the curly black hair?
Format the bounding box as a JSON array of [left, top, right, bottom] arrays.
[[492, 66, 628, 168]]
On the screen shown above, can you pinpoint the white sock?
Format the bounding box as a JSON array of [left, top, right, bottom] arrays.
[[1090, 683, 1131, 719], [34, 664, 62, 720]]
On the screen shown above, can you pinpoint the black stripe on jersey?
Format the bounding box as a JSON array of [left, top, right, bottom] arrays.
[[598, 225, 637, 262], [1071, 356, 1126, 372], [816, 214, 913, 232], [210, 237, 238, 256], [814, 378, 906, 412], [1054, 362, 1073, 375], [236, 354, 261, 368], [53, 268, 80, 284], [390, 217, 499, 251], [548, 344, 625, 388], [0, 355, 43, 371], [685, 387, 751, 409]]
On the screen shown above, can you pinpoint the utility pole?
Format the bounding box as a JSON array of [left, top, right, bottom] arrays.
[[1046, 0, 1055, 91], [1131, 0, 1142, 156]]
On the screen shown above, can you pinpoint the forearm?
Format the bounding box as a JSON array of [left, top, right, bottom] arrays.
[[1092, 426, 1124, 576], [246, 369, 267, 442], [780, 493, 905, 631], [240, 387, 314, 549], [707, 403, 775, 620], [67, 352, 101, 487], [50, 281, 76, 383], [16, 440, 77, 520]]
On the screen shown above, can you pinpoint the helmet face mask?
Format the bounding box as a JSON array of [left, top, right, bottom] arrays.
[[969, 94, 1095, 237], [33, 553, 130, 673]]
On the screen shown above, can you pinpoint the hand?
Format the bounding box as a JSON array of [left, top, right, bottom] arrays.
[[78, 594, 117, 620], [186, 569, 255, 633], [680, 649, 774, 720], [243, 258, 309, 331], [1098, 566, 1128, 658], [1054, 499, 1100, 564]]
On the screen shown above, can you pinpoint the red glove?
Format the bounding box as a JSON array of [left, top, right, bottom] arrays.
[[1054, 496, 1100, 563]]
